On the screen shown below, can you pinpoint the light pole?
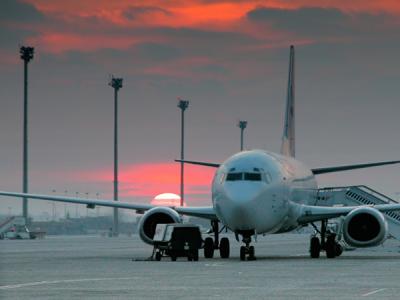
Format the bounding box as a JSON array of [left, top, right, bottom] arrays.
[[20, 46, 34, 224], [109, 76, 123, 236], [177, 98, 189, 207], [238, 120, 247, 151]]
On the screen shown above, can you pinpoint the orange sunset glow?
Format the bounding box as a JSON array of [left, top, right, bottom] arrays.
[[73, 162, 215, 200]]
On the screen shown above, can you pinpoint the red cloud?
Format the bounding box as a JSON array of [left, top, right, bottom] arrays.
[[20, 0, 400, 55]]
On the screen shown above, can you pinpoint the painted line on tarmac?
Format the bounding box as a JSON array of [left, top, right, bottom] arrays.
[[362, 288, 386, 297], [0, 277, 139, 290]]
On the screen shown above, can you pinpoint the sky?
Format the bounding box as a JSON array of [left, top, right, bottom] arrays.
[[0, 0, 400, 219]]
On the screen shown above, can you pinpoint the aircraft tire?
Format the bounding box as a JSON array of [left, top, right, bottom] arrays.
[[248, 246, 256, 260], [240, 246, 246, 261], [310, 237, 321, 258], [325, 236, 336, 258], [155, 252, 162, 261], [219, 237, 230, 258], [204, 237, 214, 258], [334, 243, 343, 257], [193, 250, 199, 261]]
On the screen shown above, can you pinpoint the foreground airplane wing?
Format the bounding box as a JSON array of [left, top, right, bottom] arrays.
[[0, 191, 217, 220], [297, 203, 400, 224]]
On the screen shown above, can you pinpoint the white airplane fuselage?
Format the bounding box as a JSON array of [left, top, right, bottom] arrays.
[[212, 150, 317, 234]]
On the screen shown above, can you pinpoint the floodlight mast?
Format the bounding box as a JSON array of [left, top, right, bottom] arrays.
[[177, 98, 189, 207], [109, 76, 123, 237], [20, 46, 34, 224], [238, 120, 247, 151]]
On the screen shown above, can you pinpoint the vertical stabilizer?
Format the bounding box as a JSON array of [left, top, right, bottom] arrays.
[[280, 45, 295, 157]]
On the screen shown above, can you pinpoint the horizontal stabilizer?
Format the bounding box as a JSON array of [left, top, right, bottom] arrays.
[[174, 159, 220, 168], [312, 160, 400, 175]]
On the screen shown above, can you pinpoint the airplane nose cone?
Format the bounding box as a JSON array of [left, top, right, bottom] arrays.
[[220, 185, 264, 230], [215, 183, 289, 233]]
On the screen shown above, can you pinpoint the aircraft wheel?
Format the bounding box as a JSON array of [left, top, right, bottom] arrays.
[[248, 246, 256, 260], [310, 236, 321, 258], [219, 237, 230, 258], [204, 237, 214, 258], [334, 243, 343, 257], [240, 246, 246, 261], [155, 251, 162, 261], [325, 236, 336, 258], [171, 255, 177, 261], [193, 250, 199, 261]]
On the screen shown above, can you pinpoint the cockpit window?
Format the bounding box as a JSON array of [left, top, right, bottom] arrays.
[[226, 173, 242, 181], [226, 172, 263, 182], [244, 172, 262, 181]]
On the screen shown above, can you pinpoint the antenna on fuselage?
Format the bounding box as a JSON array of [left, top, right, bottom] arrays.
[[280, 45, 295, 157]]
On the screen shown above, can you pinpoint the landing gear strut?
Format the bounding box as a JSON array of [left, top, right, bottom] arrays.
[[309, 220, 343, 259], [204, 220, 230, 259], [239, 232, 256, 261]]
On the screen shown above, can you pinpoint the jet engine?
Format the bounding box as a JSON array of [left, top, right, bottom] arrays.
[[342, 207, 388, 248], [137, 207, 181, 245]]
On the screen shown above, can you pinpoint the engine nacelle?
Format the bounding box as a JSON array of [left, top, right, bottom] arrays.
[[342, 207, 388, 248], [137, 207, 181, 245]]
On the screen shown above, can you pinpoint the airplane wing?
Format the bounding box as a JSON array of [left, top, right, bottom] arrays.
[[297, 203, 400, 224], [174, 159, 220, 168], [175, 159, 400, 173], [311, 160, 400, 174], [0, 191, 217, 220]]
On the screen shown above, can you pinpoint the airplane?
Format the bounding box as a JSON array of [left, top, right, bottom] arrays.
[[2, 45, 400, 261]]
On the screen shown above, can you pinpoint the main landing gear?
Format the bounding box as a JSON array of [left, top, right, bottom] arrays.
[[239, 232, 256, 261], [310, 220, 343, 259], [204, 220, 230, 259]]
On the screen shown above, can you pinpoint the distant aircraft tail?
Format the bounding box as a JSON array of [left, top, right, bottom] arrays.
[[280, 45, 295, 157]]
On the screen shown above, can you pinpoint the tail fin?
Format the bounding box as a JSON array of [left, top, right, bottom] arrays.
[[280, 45, 295, 157]]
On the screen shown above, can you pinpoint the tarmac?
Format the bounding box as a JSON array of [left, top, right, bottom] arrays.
[[1, 233, 400, 299]]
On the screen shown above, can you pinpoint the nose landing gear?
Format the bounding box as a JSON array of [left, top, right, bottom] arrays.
[[239, 232, 256, 261]]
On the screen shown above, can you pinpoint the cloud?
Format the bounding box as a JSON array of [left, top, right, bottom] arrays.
[[122, 6, 171, 21], [0, 0, 45, 54], [248, 7, 346, 35], [0, 0, 44, 22], [246, 6, 394, 39]]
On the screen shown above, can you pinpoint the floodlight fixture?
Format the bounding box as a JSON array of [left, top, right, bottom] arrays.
[[238, 120, 248, 151], [177, 98, 190, 206]]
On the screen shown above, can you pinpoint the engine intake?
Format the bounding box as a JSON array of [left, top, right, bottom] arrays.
[[137, 207, 181, 245], [342, 207, 388, 248]]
